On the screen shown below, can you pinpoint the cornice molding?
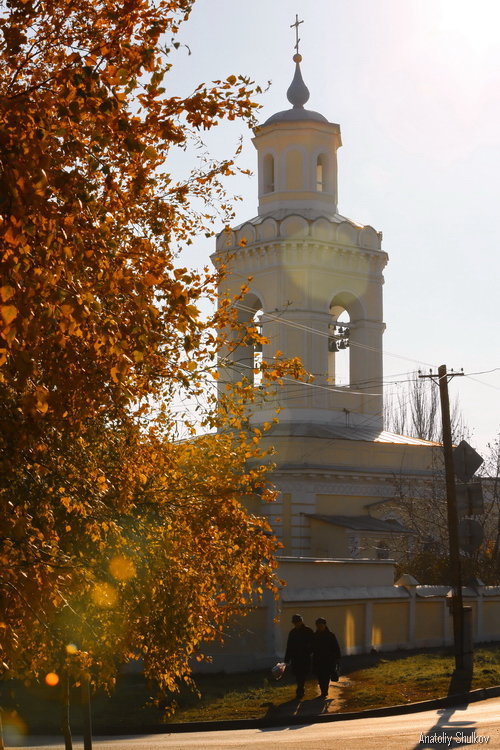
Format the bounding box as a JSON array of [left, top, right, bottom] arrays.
[[212, 239, 388, 278], [214, 213, 384, 255]]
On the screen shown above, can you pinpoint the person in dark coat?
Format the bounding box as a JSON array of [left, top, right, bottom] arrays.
[[312, 617, 341, 699], [284, 613, 314, 699]]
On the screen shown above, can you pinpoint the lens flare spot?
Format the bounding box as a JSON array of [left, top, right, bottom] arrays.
[[109, 555, 136, 581], [45, 672, 59, 687], [91, 581, 118, 607], [3, 712, 27, 744]]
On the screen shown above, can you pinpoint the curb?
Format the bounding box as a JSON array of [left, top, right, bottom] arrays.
[[95, 684, 500, 735]]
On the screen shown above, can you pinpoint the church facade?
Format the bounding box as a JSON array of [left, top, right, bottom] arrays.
[[211, 50, 438, 568], [199, 42, 500, 673]]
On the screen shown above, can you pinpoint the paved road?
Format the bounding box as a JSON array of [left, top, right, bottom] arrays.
[[12, 696, 500, 750]]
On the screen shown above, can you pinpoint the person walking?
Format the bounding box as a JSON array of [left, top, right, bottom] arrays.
[[284, 613, 314, 699], [312, 617, 341, 699]]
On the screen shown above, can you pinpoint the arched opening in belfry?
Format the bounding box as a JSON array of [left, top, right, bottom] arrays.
[[252, 309, 264, 386], [327, 306, 350, 386], [263, 154, 275, 194], [316, 153, 327, 192], [234, 294, 265, 387]]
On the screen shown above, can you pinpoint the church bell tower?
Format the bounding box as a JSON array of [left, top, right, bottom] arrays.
[[212, 40, 388, 433]]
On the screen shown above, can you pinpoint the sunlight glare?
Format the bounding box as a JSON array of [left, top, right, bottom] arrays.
[[3, 713, 27, 745], [91, 581, 118, 607], [435, 0, 500, 54], [109, 554, 137, 581]]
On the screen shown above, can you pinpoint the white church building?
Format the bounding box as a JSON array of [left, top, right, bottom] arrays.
[[205, 44, 482, 668], [212, 49, 437, 565]]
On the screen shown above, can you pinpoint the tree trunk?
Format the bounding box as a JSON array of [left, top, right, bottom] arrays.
[[61, 670, 72, 750], [82, 673, 93, 750]]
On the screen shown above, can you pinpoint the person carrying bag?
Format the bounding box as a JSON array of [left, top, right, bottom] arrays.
[[312, 617, 341, 699]]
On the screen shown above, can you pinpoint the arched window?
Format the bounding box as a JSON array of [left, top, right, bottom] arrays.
[[327, 307, 350, 385], [253, 310, 263, 386], [316, 154, 326, 192], [263, 154, 274, 193], [233, 295, 264, 388]]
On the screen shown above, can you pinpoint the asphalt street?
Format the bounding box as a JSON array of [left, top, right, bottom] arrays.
[[13, 695, 500, 750]]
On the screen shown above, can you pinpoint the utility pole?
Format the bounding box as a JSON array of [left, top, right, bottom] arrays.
[[420, 364, 465, 669]]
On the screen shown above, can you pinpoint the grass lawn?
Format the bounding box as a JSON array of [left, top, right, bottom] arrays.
[[168, 645, 500, 722], [1, 646, 500, 735], [340, 647, 500, 712]]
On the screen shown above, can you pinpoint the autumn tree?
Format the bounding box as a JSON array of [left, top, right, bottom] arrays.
[[474, 432, 500, 583], [392, 475, 500, 586], [0, 0, 299, 731], [389, 439, 500, 586], [384, 372, 468, 443], [383, 374, 489, 584]]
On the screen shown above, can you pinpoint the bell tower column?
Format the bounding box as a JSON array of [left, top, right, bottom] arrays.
[[213, 49, 388, 433]]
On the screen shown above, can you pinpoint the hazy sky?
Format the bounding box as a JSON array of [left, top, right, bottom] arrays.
[[169, 0, 500, 456]]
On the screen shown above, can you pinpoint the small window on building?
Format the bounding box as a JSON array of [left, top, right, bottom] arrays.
[[376, 541, 390, 560], [316, 154, 326, 191], [263, 154, 274, 193]]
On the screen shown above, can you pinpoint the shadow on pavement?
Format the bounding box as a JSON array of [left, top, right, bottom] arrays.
[[258, 694, 333, 731], [411, 666, 475, 749]]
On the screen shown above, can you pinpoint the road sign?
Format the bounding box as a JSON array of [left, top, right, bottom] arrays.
[[456, 482, 484, 517], [453, 440, 484, 482], [458, 518, 484, 554]]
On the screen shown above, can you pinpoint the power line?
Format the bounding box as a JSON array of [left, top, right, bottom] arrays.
[[234, 301, 438, 369], [465, 367, 500, 377], [222, 360, 382, 397], [233, 304, 500, 393], [465, 375, 500, 393]]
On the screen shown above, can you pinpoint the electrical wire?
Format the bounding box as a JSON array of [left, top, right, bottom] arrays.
[[234, 301, 438, 369], [233, 302, 500, 403], [465, 367, 500, 377], [465, 375, 500, 393], [222, 359, 382, 397]]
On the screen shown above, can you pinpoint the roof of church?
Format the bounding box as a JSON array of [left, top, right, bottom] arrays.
[[232, 209, 358, 230], [262, 107, 329, 126], [265, 421, 440, 446], [305, 514, 416, 535], [261, 52, 330, 127]]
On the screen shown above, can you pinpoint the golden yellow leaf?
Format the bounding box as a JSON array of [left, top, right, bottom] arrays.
[[3, 227, 21, 245], [0, 286, 15, 302], [36, 400, 49, 414], [0, 305, 18, 325]]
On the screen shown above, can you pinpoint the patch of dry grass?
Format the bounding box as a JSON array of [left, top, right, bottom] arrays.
[[338, 647, 500, 712]]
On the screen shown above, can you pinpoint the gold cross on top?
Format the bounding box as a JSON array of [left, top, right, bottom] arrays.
[[290, 14, 304, 55]]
